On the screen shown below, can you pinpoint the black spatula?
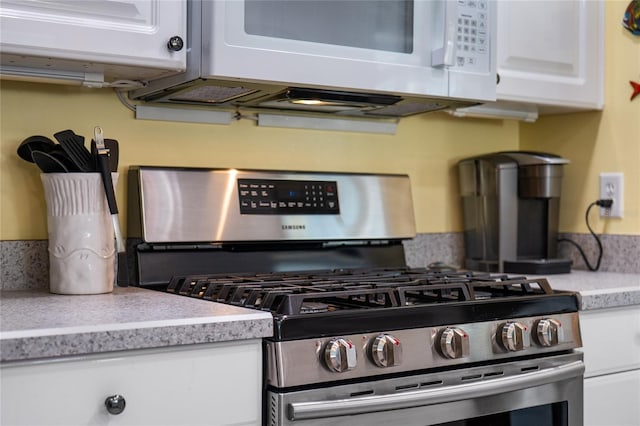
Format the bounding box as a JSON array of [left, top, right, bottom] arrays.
[[53, 129, 94, 172]]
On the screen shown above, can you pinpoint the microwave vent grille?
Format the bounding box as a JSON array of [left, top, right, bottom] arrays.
[[170, 85, 257, 104]]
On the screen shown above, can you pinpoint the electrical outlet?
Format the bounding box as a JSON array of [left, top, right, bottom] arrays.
[[599, 172, 624, 218]]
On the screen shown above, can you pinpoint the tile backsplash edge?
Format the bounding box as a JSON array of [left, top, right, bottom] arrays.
[[2, 233, 638, 290], [556, 233, 640, 274], [405, 232, 640, 274]]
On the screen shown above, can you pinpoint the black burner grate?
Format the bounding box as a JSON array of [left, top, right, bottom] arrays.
[[167, 267, 556, 316]]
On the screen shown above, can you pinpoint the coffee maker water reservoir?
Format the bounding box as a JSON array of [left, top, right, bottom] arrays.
[[458, 151, 572, 274]]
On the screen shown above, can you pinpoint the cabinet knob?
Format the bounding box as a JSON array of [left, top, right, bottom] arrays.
[[167, 36, 184, 52], [104, 394, 126, 415]]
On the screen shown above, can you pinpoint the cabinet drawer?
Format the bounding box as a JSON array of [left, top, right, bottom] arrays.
[[584, 370, 640, 426], [1, 340, 262, 426], [579, 307, 640, 377]]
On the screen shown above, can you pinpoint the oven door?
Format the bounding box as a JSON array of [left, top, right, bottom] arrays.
[[267, 352, 583, 426]]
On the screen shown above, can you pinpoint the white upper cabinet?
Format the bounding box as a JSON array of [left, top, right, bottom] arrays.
[[0, 0, 186, 84], [495, 0, 604, 112], [453, 0, 604, 119]]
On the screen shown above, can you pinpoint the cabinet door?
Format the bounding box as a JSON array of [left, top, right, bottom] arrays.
[[0, 0, 186, 80], [1, 340, 262, 426], [579, 307, 640, 378], [495, 0, 603, 110], [584, 370, 640, 426], [580, 306, 640, 426]]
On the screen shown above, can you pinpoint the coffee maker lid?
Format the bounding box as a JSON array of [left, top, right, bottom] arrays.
[[498, 151, 570, 166]]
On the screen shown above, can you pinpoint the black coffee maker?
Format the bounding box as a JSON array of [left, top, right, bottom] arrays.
[[458, 151, 572, 274]]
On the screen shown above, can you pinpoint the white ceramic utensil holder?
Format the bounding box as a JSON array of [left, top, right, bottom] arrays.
[[41, 173, 118, 295]]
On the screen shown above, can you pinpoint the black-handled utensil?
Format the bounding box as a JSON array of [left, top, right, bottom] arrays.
[[53, 129, 95, 172], [32, 150, 69, 173], [49, 146, 80, 172], [105, 138, 119, 172], [17, 135, 56, 163], [94, 126, 128, 286], [91, 138, 119, 172], [90, 139, 99, 172]]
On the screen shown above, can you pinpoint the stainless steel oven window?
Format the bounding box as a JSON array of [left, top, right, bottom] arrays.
[[267, 352, 584, 426]]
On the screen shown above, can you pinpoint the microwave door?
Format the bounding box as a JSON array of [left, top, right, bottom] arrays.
[[203, 0, 449, 98]]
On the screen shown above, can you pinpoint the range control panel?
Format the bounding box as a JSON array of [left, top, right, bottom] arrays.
[[238, 179, 339, 215]]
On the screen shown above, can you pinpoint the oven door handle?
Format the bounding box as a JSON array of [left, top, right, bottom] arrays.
[[288, 360, 584, 421]]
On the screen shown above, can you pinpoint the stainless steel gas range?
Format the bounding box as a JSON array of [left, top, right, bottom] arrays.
[[127, 166, 584, 426]]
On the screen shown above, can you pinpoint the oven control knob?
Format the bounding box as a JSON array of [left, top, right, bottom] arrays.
[[324, 338, 357, 372], [439, 327, 470, 359], [498, 322, 530, 352], [370, 334, 402, 367], [535, 318, 563, 347]]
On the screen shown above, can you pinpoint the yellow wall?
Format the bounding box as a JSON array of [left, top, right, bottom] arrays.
[[1, 0, 638, 240], [0, 81, 518, 240]]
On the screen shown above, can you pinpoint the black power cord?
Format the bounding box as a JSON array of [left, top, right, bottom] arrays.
[[557, 199, 613, 271]]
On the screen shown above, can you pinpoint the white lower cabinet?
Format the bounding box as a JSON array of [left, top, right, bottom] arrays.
[[1, 340, 263, 426], [584, 370, 640, 426], [580, 306, 640, 426]]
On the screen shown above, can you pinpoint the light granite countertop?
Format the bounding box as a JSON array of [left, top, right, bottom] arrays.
[[534, 271, 640, 311], [1, 271, 637, 363], [0, 287, 273, 363]]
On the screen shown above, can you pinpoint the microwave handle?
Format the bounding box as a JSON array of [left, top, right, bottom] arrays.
[[431, 0, 458, 67], [288, 360, 584, 421]]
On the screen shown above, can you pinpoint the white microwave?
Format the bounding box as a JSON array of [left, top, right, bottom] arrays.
[[132, 0, 497, 119]]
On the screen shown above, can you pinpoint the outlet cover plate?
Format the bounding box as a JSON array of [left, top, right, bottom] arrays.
[[599, 172, 623, 218]]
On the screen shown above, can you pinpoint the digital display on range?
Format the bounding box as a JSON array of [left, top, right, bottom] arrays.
[[277, 185, 305, 201], [238, 179, 339, 215]]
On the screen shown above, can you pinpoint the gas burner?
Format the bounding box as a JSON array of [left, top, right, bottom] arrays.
[[300, 302, 330, 314]]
